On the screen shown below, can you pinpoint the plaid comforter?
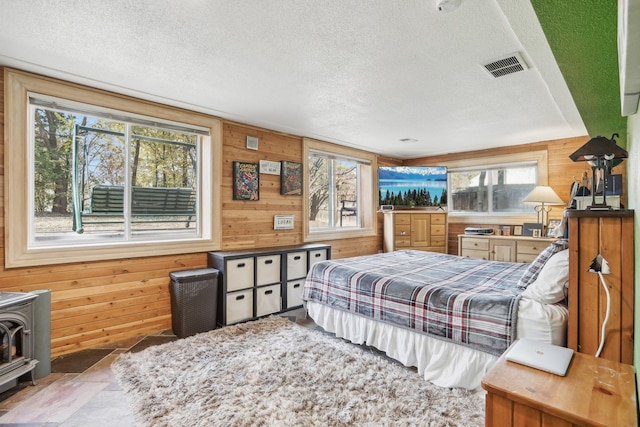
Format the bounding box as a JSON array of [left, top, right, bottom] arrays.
[[303, 250, 529, 356]]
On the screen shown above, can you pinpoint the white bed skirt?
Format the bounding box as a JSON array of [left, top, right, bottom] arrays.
[[305, 297, 568, 391]]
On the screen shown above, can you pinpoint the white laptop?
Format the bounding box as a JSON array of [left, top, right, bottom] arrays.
[[505, 338, 574, 376]]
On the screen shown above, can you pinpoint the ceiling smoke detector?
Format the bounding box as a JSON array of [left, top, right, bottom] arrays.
[[482, 52, 529, 78], [399, 138, 419, 143]]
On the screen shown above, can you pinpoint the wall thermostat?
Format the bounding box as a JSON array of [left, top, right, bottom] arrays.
[[246, 136, 259, 150]]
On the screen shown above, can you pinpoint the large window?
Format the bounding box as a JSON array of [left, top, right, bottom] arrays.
[[449, 163, 537, 214], [5, 69, 222, 268], [445, 151, 548, 221], [303, 138, 376, 241], [31, 96, 203, 243]]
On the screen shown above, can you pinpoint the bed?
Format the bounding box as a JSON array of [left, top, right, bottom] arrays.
[[302, 242, 570, 390]]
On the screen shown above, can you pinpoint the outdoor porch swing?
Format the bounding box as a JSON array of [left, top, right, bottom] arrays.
[[71, 124, 196, 234]]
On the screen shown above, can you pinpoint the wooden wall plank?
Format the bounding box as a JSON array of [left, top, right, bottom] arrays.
[[578, 218, 601, 355], [599, 216, 623, 362], [620, 216, 635, 363]]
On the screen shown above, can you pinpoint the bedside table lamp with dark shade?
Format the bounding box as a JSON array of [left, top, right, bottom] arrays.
[[521, 185, 564, 231], [569, 133, 628, 210]]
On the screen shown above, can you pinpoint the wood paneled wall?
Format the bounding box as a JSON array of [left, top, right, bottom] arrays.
[[0, 70, 378, 356], [0, 69, 609, 357]]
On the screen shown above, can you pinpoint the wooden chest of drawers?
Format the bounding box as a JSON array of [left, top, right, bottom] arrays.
[[383, 211, 447, 253]]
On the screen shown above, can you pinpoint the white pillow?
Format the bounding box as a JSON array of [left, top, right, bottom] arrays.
[[520, 249, 569, 304]]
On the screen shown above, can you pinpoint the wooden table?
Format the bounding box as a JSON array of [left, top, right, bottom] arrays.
[[482, 347, 637, 426]]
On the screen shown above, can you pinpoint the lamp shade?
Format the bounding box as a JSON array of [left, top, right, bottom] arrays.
[[522, 186, 564, 205], [569, 134, 628, 162]]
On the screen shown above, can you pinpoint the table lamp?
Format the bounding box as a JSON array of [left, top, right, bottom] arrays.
[[569, 134, 628, 210], [522, 185, 564, 231]]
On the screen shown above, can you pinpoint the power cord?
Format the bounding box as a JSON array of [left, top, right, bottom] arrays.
[[589, 254, 611, 358]]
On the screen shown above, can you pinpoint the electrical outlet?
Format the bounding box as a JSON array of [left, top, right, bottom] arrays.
[[589, 254, 611, 274]]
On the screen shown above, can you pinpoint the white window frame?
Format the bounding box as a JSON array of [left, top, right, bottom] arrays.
[[4, 69, 222, 268], [444, 151, 548, 225], [303, 138, 377, 242]]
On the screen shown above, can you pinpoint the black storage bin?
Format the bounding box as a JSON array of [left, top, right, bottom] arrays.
[[169, 268, 219, 338]]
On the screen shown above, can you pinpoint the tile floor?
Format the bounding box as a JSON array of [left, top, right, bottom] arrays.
[[0, 309, 313, 426]]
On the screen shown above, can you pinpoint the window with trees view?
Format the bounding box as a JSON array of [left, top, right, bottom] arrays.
[[308, 152, 359, 229], [4, 69, 221, 268], [449, 163, 537, 214], [31, 97, 203, 243], [303, 138, 376, 241]]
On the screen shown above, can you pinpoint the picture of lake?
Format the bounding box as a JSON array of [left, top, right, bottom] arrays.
[[378, 166, 448, 207], [379, 180, 447, 197]]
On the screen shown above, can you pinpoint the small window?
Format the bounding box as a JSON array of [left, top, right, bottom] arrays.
[[308, 153, 360, 229], [449, 163, 537, 215], [303, 138, 376, 241]]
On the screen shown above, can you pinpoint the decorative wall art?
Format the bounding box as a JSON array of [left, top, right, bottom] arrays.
[[233, 161, 260, 200], [280, 161, 302, 196]]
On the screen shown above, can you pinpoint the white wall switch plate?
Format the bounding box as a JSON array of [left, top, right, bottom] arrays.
[[274, 215, 294, 229]]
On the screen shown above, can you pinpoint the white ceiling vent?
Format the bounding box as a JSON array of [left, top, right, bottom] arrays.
[[482, 52, 529, 78]]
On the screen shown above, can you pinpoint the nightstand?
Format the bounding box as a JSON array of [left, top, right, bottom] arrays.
[[482, 347, 637, 426]]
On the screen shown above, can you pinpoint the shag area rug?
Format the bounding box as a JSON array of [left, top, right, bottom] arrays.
[[112, 317, 485, 427]]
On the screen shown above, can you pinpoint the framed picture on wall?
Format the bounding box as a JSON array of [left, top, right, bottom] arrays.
[[280, 161, 302, 195], [233, 161, 260, 200]]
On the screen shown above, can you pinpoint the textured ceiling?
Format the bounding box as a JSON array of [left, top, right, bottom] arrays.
[[0, 0, 622, 158]]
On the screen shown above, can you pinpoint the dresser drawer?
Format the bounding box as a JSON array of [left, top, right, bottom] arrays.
[[461, 248, 489, 260], [256, 284, 281, 317], [516, 253, 539, 263], [431, 214, 445, 225], [225, 289, 253, 324], [430, 237, 446, 247], [517, 240, 548, 256], [286, 279, 305, 309], [431, 225, 445, 236], [256, 254, 281, 286], [461, 237, 490, 251], [395, 224, 411, 236], [396, 215, 411, 225], [226, 257, 254, 292], [395, 237, 412, 247], [287, 251, 308, 280]]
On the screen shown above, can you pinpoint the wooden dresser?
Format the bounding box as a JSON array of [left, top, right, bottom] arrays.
[[383, 211, 447, 253], [566, 209, 634, 364], [458, 234, 553, 263], [482, 346, 637, 427]]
